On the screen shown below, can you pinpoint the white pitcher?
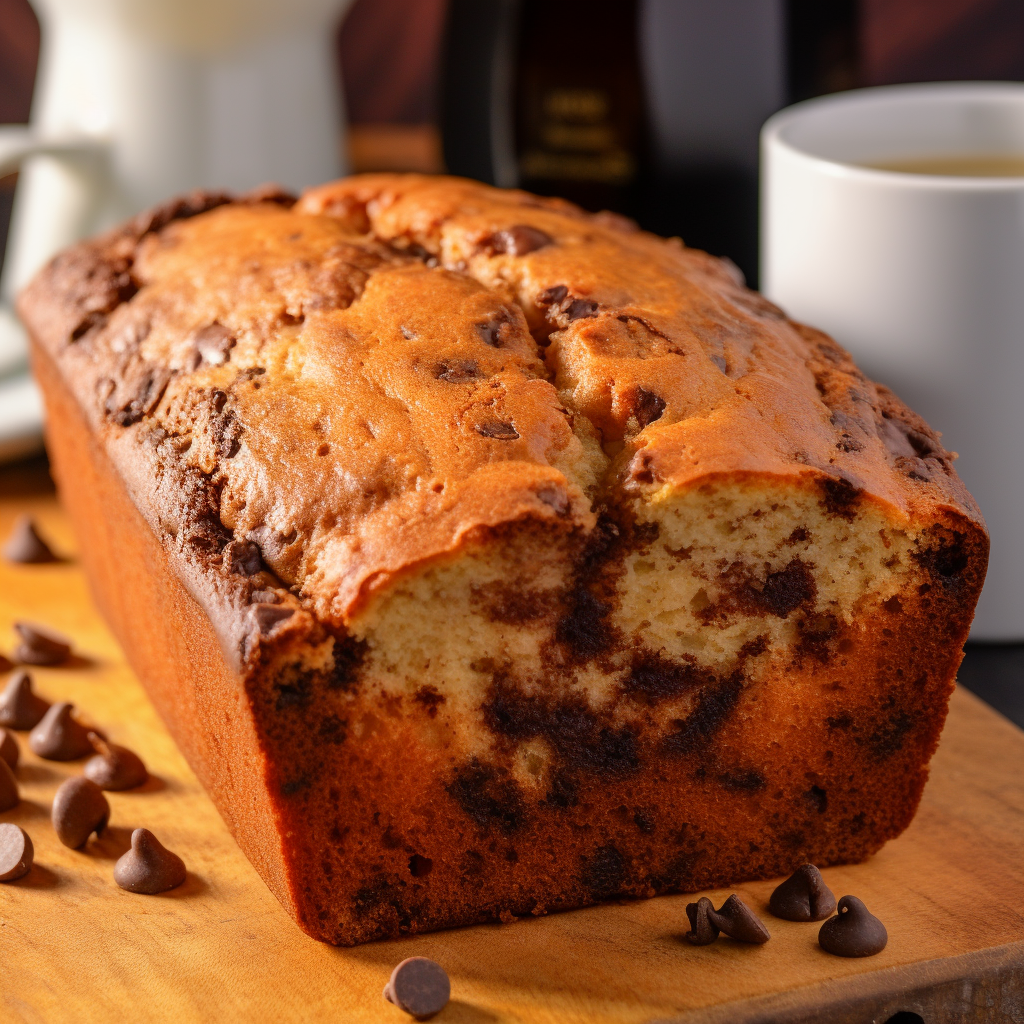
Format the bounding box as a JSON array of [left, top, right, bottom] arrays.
[[0, 0, 353, 445]]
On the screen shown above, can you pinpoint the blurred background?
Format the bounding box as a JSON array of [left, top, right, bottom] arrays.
[[2, 0, 1022, 719], [4, 0, 1024, 287]]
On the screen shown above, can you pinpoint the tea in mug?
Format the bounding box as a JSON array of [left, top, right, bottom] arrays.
[[867, 154, 1024, 176]]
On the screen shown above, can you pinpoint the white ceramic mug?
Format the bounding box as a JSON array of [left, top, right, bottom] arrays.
[[761, 82, 1024, 640], [0, 0, 353, 456]]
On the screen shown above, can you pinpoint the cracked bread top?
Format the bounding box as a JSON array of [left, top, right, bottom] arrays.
[[18, 174, 984, 657]]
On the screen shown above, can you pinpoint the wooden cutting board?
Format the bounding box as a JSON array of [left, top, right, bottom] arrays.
[[1, 462, 1022, 1024]]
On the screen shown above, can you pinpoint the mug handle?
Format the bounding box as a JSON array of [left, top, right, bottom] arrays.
[[0, 126, 106, 178], [0, 126, 109, 377]]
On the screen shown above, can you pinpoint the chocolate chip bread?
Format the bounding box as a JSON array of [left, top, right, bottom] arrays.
[[19, 174, 987, 945]]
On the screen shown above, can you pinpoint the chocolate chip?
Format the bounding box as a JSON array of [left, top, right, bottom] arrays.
[[769, 864, 837, 921], [227, 539, 263, 577], [250, 589, 279, 604], [565, 298, 599, 321], [29, 702, 94, 760], [105, 365, 171, 426], [0, 823, 33, 881], [51, 776, 109, 848], [0, 727, 18, 770], [483, 225, 553, 256], [475, 420, 520, 440], [13, 622, 72, 666], [633, 388, 666, 429], [0, 757, 18, 812], [84, 733, 148, 790], [436, 359, 481, 382], [3, 516, 57, 563], [113, 828, 186, 894], [192, 323, 235, 366], [538, 284, 568, 306], [686, 894, 770, 945], [0, 670, 50, 730], [684, 896, 720, 945], [475, 312, 512, 347], [383, 957, 450, 1020], [713, 894, 771, 943], [818, 895, 888, 957], [252, 603, 295, 635]]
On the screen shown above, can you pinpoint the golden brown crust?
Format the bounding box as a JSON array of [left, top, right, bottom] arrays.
[[18, 174, 983, 640], [19, 175, 989, 945]]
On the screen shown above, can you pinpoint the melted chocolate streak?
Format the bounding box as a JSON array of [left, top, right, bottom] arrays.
[[448, 504, 798, 831]]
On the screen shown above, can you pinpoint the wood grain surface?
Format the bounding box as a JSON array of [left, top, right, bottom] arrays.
[[0, 464, 1022, 1024]]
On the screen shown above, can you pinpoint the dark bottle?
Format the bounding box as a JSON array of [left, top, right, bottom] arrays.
[[787, 0, 860, 103], [440, 0, 648, 217], [440, 0, 861, 281], [513, 0, 648, 216]]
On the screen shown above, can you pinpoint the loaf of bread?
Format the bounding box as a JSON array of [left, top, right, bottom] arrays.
[[19, 175, 987, 945]]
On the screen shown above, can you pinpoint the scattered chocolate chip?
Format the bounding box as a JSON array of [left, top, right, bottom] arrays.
[[0, 823, 33, 881], [713, 894, 771, 943], [0, 758, 18, 812], [818, 895, 888, 957], [250, 589, 279, 604], [710, 354, 727, 373], [29, 702, 94, 760], [483, 224, 553, 256], [13, 622, 72, 666], [52, 776, 110, 848], [769, 864, 837, 922], [383, 957, 451, 1020], [192, 323, 235, 366], [0, 727, 18, 770], [633, 388, 666, 429], [0, 670, 50, 730], [475, 420, 519, 440], [685, 896, 720, 945], [538, 284, 568, 306], [436, 359, 481, 383], [565, 298, 599, 321], [84, 733, 148, 790], [686, 894, 770, 945], [3, 516, 57, 563], [113, 828, 186, 894]]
